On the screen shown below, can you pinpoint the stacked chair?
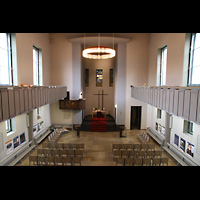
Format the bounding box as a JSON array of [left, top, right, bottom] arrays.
[[112, 143, 168, 166], [137, 131, 150, 143], [29, 143, 84, 166], [48, 128, 68, 142]]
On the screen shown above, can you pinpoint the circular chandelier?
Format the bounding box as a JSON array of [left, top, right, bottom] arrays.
[[82, 46, 116, 59]]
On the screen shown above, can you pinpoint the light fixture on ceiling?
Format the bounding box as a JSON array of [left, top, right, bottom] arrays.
[[82, 33, 116, 59]]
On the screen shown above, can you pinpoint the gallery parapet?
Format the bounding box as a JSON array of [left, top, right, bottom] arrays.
[[131, 85, 200, 125], [0, 85, 67, 123]]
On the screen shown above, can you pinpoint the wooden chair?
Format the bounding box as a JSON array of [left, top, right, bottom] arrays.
[[115, 158, 124, 166], [121, 150, 129, 158], [152, 158, 160, 166], [160, 158, 168, 166], [57, 143, 64, 149], [72, 157, 81, 166], [72, 144, 77, 150], [147, 143, 155, 151], [129, 150, 138, 158], [63, 143, 70, 149], [46, 156, 55, 166], [112, 144, 119, 153], [125, 158, 133, 166], [133, 158, 143, 166], [45, 149, 53, 157], [75, 150, 83, 160], [29, 156, 38, 166], [126, 144, 134, 151], [38, 156, 46, 166], [140, 144, 147, 151], [53, 149, 60, 157], [68, 149, 75, 157], [55, 157, 63, 166], [77, 144, 84, 150], [134, 144, 140, 151], [142, 158, 151, 166], [119, 144, 126, 151], [138, 151, 146, 158], [146, 151, 154, 159], [113, 150, 121, 161], [60, 149, 68, 157], [154, 151, 162, 158], [37, 149, 46, 157], [63, 157, 72, 166]]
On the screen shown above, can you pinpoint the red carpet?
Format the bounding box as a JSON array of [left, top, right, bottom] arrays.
[[90, 117, 107, 132]]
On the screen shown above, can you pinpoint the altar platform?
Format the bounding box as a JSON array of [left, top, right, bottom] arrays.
[[80, 114, 121, 132]]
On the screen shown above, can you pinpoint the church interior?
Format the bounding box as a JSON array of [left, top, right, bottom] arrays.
[[0, 33, 199, 166]]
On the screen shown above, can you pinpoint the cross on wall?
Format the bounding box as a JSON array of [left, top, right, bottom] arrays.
[[93, 90, 108, 110]]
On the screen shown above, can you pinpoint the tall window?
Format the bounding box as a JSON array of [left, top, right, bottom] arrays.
[[33, 46, 42, 86], [6, 119, 12, 133], [0, 33, 13, 86], [33, 47, 39, 86], [188, 33, 200, 86], [159, 46, 167, 86]]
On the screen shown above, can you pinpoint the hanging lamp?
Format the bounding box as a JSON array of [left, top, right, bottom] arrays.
[[82, 33, 116, 59]]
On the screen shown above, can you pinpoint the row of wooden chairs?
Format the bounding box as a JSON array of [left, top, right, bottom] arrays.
[[43, 142, 84, 150], [137, 131, 150, 143], [37, 148, 84, 159], [113, 150, 162, 160], [29, 155, 81, 166], [115, 157, 168, 166], [112, 143, 155, 152]]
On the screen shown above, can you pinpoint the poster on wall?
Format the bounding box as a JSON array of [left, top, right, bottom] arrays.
[[197, 135, 200, 155], [5, 140, 13, 155], [186, 142, 194, 157], [20, 132, 26, 145], [40, 121, 44, 130], [33, 124, 37, 136], [13, 136, 19, 149], [180, 138, 186, 152], [174, 134, 179, 146], [161, 126, 165, 135], [158, 124, 162, 134]]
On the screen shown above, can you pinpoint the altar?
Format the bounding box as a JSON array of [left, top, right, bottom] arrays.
[[92, 110, 106, 118]]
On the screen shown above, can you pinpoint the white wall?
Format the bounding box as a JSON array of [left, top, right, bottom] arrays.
[[0, 113, 29, 162], [170, 115, 200, 165], [125, 33, 149, 129], [83, 57, 115, 116], [147, 33, 186, 86], [16, 33, 51, 85], [32, 104, 51, 138], [50, 101, 73, 126], [146, 104, 166, 135]]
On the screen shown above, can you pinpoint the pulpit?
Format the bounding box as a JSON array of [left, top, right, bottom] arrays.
[[59, 92, 85, 110]]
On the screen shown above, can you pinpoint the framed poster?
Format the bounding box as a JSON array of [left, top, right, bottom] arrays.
[[186, 142, 194, 157], [180, 138, 186, 152], [161, 126, 165, 135], [13, 136, 19, 149], [5, 139, 13, 155], [20, 132, 26, 144], [158, 124, 162, 134], [174, 134, 179, 146]]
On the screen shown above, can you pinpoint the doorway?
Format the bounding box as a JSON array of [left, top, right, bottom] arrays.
[[130, 106, 142, 130]]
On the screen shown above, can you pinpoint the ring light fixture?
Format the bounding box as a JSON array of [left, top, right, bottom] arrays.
[[82, 46, 116, 59]]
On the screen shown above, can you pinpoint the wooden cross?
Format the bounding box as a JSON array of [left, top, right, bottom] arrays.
[[93, 90, 108, 110]]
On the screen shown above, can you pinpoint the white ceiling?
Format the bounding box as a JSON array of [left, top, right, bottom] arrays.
[[65, 33, 136, 40]]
